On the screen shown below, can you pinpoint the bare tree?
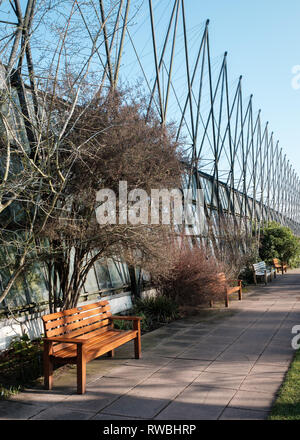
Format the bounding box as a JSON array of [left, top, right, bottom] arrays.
[[0, 1, 184, 310], [35, 91, 182, 310], [0, 0, 142, 306]]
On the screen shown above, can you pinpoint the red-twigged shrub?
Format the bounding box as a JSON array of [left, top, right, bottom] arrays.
[[153, 242, 227, 307]]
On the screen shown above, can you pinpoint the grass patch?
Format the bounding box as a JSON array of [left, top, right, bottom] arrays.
[[269, 349, 300, 420]]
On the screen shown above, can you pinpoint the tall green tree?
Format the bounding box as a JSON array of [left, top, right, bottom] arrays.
[[259, 221, 300, 265]]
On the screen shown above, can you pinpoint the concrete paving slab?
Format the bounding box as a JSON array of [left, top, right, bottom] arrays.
[[8, 388, 70, 407], [215, 350, 261, 363], [143, 366, 200, 384], [194, 371, 246, 390], [0, 400, 43, 420], [154, 385, 236, 420], [256, 346, 294, 365], [228, 389, 276, 412], [145, 346, 187, 358], [203, 334, 240, 345], [239, 372, 285, 394], [102, 365, 159, 380], [204, 360, 255, 375], [101, 394, 170, 419], [249, 363, 289, 375], [91, 413, 147, 420], [56, 376, 139, 413], [161, 358, 211, 372], [177, 343, 228, 361], [31, 406, 94, 420], [219, 407, 268, 420], [122, 357, 172, 369]]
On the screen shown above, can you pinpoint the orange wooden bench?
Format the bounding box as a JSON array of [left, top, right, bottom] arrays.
[[42, 300, 142, 394], [210, 273, 242, 308], [273, 258, 287, 275]]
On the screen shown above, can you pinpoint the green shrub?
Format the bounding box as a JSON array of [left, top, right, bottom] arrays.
[[0, 335, 43, 395], [260, 222, 300, 265], [238, 266, 254, 285], [112, 312, 151, 333], [289, 255, 300, 269], [113, 295, 179, 333], [133, 296, 179, 324]]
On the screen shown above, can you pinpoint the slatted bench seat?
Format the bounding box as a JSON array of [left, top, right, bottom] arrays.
[[42, 301, 142, 394], [253, 261, 276, 285], [273, 258, 287, 275], [210, 273, 242, 308]]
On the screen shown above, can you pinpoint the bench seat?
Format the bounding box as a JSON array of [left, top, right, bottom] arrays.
[[51, 329, 138, 362]]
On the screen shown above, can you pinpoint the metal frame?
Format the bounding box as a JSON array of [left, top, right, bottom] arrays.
[[4, 0, 300, 251]]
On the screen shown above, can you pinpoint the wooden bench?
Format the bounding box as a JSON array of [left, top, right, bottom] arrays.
[[253, 261, 276, 285], [273, 258, 287, 275], [42, 300, 142, 394], [210, 273, 242, 308]]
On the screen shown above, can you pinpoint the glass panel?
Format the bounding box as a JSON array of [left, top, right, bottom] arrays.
[[93, 260, 112, 289], [107, 258, 126, 288]]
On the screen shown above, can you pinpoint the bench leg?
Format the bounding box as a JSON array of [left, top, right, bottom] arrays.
[[44, 341, 53, 390], [107, 349, 115, 358], [210, 300, 214, 308], [77, 345, 86, 394], [224, 291, 229, 308], [134, 320, 142, 359], [264, 271, 267, 285], [238, 287, 242, 301]]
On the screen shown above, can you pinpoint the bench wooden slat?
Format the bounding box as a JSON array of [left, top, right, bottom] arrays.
[[85, 329, 135, 354], [85, 331, 138, 363], [46, 313, 112, 338], [42, 301, 109, 322], [44, 305, 111, 330], [51, 331, 137, 362], [51, 325, 127, 354], [50, 319, 112, 352], [53, 330, 136, 360]]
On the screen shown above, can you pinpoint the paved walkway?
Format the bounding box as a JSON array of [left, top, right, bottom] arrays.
[[1, 269, 300, 420]]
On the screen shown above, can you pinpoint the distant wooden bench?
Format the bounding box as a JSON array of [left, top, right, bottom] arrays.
[[42, 301, 142, 394], [273, 258, 287, 275], [210, 273, 242, 308], [253, 261, 276, 285]]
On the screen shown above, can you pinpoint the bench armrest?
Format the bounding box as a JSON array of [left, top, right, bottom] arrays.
[[43, 337, 87, 345], [110, 315, 143, 321]]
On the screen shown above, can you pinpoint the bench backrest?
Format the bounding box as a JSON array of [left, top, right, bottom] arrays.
[[42, 301, 112, 353], [253, 261, 267, 273]]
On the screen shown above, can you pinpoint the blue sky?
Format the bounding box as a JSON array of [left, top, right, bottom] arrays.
[[116, 0, 300, 177], [184, 0, 300, 175], [1, 0, 300, 176]]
